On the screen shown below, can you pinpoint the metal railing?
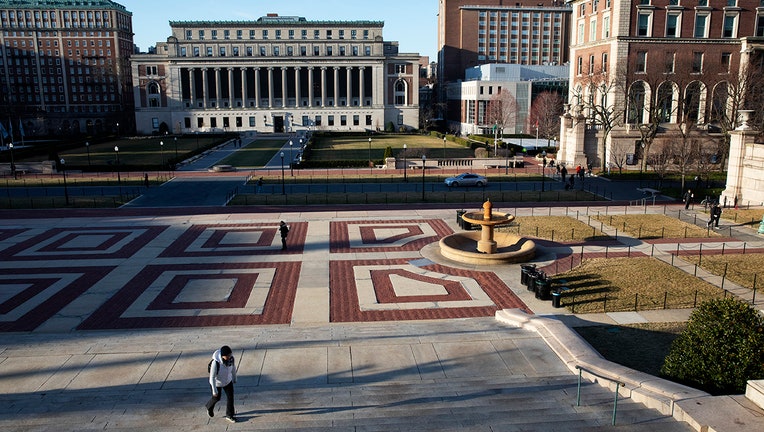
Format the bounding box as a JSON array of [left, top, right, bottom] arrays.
[[575, 365, 626, 426]]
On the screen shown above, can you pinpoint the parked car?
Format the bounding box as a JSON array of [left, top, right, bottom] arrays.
[[444, 173, 488, 187]]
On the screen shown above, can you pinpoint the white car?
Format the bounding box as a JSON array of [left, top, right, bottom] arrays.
[[444, 173, 488, 187]]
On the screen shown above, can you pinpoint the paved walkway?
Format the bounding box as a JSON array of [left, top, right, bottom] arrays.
[[0, 201, 763, 430]]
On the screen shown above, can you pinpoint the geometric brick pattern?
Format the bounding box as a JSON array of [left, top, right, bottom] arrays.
[[0, 226, 168, 261], [330, 258, 530, 322], [78, 262, 300, 330], [0, 266, 115, 332], [330, 219, 452, 253], [160, 222, 308, 257]]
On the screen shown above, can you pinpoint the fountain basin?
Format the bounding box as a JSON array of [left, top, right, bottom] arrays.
[[439, 231, 536, 265]]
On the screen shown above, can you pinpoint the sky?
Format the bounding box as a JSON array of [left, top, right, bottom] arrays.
[[118, 0, 439, 60]]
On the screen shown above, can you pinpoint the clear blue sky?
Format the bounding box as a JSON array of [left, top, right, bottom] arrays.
[[119, 0, 438, 60]]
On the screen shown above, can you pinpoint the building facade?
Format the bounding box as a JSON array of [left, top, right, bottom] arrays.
[[0, 0, 134, 137], [130, 14, 420, 135], [446, 63, 568, 135], [559, 0, 764, 173], [437, 0, 572, 131]]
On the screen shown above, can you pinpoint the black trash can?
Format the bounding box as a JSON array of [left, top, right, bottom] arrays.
[[456, 210, 466, 228], [551, 291, 563, 308], [520, 264, 536, 286], [535, 277, 552, 300], [526, 271, 539, 292]]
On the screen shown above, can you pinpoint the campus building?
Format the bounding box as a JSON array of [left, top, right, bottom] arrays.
[[130, 14, 420, 135], [0, 0, 135, 137], [558, 0, 764, 181], [437, 0, 572, 131]]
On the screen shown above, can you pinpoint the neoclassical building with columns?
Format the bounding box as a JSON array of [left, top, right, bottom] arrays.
[[130, 14, 420, 135]]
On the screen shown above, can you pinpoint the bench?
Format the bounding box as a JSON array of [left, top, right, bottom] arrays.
[[638, 187, 661, 197]]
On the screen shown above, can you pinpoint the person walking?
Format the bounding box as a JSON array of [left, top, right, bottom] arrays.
[[712, 203, 722, 228], [279, 221, 289, 250], [205, 345, 237, 423], [256, 177, 263, 194], [684, 189, 693, 209]]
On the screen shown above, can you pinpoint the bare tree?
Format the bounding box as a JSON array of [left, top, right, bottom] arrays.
[[528, 91, 563, 146], [486, 89, 519, 136], [647, 143, 672, 189], [608, 138, 633, 174]]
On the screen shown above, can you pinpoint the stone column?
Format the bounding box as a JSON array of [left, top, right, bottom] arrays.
[[281, 67, 288, 108], [359, 67, 365, 106], [241, 67, 247, 107], [254, 67, 260, 108], [333, 67, 340, 106], [320, 66, 327, 107], [720, 110, 761, 207], [228, 67, 234, 107], [202, 68, 209, 108], [189, 68, 196, 106], [214, 67, 222, 108], [346, 67, 352, 106], [307, 67, 314, 107], [267, 67, 274, 108], [294, 67, 301, 107]]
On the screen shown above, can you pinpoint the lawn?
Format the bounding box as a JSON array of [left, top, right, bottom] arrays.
[[215, 139, 287, 167], [592, 213, 720, 239], [310, 134, 475, 161], [551, 256, 724, 313]]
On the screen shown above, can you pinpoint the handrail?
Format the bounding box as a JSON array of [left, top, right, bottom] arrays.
[[575, 365, 626, 426]]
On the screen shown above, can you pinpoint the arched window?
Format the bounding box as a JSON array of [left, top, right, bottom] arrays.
[[394, 79, 407, 105], [684, 81, 705, 123], [628, 81, 646, 124], [147, 81, 161, 107], [656, 82, 675, 123], [711, 82, 729, 125]]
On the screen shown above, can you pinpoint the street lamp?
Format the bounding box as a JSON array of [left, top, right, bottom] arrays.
[[8, 142, 15, 179], [174, 136, 178, 159], [114, 146, 121, 183], [85, 141, 91, 166], [421, 155, 426, 201], [505, 144, 509, 175], [368, 137, 372, 173], [403, 143, 408, 182], [280, 152, 285, 195], [443, 136, 447, 159], [116, 122, 119, 137], [541, 150, 547, 192], [60, 158, 69, 205], [289, 140, 294, 176], [160, 141, 164, 167]]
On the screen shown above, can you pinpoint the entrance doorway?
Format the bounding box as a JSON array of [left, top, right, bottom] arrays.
[[273, 116, 285, 133]]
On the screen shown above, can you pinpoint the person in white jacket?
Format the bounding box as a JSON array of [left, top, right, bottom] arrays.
[[205, 345, 237, 422]]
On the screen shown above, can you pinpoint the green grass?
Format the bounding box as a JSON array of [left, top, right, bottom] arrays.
[[54, 136, 221, 167], [310, 135, 474, 161], [215, 139, 286, 167]]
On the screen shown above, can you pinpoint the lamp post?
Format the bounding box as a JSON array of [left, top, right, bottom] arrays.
[[8, 142, 15, 179], [114, 146, 121, 183], [368, 137, 372, 174], [443, 136, 446, 159], [85, 141, 91, 166], [289, 140, 294, 176], [541, 150, 547, 192], [116, 122, 119, 137], [195, 131, 199, 150], [280, 152, 285, 195], [60, 158, 69, 205], [505, 144, 509, 175], [174, 136, 178, 160], [160, 141, 164, 167], [421, 155, 426, 201], [403, 143, 408, 182]]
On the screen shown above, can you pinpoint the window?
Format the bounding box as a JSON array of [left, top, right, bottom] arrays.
[[692, 52, 703, 73], [578, 23, 584, 44], [664, 51, 675, 73], [339, 30, 345, 39], [589, 54, 595, 74], [273, 46, 279, 56], [207, 47, 213, 56], [260, 46, 266, 56], [185, 30, 192, 40], [721, 52, 731, 71], [233, 46, 239, 56], [395, 64, 406, 74], [211, 30, 217, 40], [301, 29, 307, 39], [326, 46, 332, 56], [314, 46, 319, 55], [666, 13, 680, 37], [198, 30, 204, 40], [193, 47, 200, 57], [224, 30, 230, 40], [237, 30, 242, 39], [275, 29, 281, 39], [577, 56, 582, 74], [262, 30, 268, 39], [590, 19, 597, 41], [328, 115, 335, 126], [603, 16, 610, 38], [339, 46, 345, 56], [327, 30, 332, 39], [602, 52, 608, 72], [180, 47, 187, 57], [637, 12, 651, 36], [287, 46, 293, 56], [340, 115, 346, 126], [722, 14, 736, 38], [289, 29, 294, 39], [314, 30, 320, 39], [219, 46, 225, 56], [301, 46, 307, 56], [636, 51, 647, 73], [694, 13, 709, 38], [353, 115, 359, 126]]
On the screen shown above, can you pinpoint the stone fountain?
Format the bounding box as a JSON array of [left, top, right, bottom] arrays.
[[439, 199, 536, 265]]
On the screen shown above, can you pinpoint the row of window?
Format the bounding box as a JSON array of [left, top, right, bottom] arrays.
[[185, 28, 370, 41], [575, 49, 731, 75], [179, 44, 372, 58], [180, 113, 382, 130], [1, 10, 109, 20], [636, 10, 764, 38]]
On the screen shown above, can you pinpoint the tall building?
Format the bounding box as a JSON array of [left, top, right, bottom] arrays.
[[558, 0, 764, 169], [0, 0, 135, 137], [130, 14, 420, 135], [437, 0, 572, 131], [437, 0, 571, 84]]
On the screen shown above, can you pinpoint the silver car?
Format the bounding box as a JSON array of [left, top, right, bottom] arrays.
[[444, 173, 488, 187]]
